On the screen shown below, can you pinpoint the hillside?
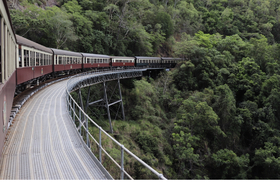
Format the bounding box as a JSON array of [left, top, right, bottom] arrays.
[[8, 0, 280, 179]]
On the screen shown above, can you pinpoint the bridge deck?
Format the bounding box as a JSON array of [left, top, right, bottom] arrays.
[[0, 79, 109, 180]]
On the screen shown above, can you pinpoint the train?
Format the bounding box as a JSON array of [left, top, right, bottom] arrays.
[[0, 0, 181, 158]]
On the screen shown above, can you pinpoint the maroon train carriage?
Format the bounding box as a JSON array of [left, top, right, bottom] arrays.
[[0, 0, 18, 158], [110, 56, 135, 68], [81, 53, 110, 70], [51, 48, 82, 75], [16, 35, 53, 87]]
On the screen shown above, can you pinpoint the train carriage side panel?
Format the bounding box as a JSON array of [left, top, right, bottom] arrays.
[[82, 53, 110, 69], [17, 67, 33, 84], [0, 0, 17, 159], [111, 56, 134, 67], [51, 48, 82, 73], [54, 65, 65, 72], [16, 35, 53, 84], [0, 71, 16, 157], [34, 65, 52, 78]]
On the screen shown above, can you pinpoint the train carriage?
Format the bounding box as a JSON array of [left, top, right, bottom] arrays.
[[82, 53, 110, 70], [0, 0, 17, 158], [162, 57, 182, 68], [51, 48, 82, 74], [135, 56, 161, 68], [110, 56, 134, 68], [16, 35, 53, 85]]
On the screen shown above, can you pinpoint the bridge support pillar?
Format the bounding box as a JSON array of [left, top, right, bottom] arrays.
[[103, 80, 113, 133], [118, 75, 125, 121], [85, 86, 91, 148], [77, 73, 127, 134], [102, 75, 126, 133], [77, 87, 90, 148]]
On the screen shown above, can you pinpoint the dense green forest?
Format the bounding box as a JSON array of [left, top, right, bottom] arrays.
[[9, 0, 280, 179]]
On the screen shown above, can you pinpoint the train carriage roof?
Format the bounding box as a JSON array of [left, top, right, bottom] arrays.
[[51, 48, 82, 57], [135, 56, 161, 60], [162, 57, 182, 60], [81, 53, 110, 58], [110, 56, 135, 60], [16, 35, 52, 54]]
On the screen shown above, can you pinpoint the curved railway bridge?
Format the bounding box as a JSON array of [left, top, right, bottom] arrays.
[[0, 68, 167, 180]]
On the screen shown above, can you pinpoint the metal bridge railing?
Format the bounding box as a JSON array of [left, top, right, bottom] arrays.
[[65, 68, 167, 180]]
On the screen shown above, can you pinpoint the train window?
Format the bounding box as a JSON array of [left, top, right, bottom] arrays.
[[24, 50, 28, 67], [36, 53, 39, 66], [42, 54, 45, 65], [19, 48, 22, 67], [30, 51, 35, 66], [59, 56, 62, 64], [39, 53, 43, 65], [70, 57, 72, 64]]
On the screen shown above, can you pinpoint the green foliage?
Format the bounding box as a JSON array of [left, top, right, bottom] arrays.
[[10, 0, 280, 179], [211, 149, 249, 178]]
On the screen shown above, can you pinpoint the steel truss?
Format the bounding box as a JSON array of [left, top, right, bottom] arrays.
[[66, 69, 167, 180], [68, 70, 142, 134]]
